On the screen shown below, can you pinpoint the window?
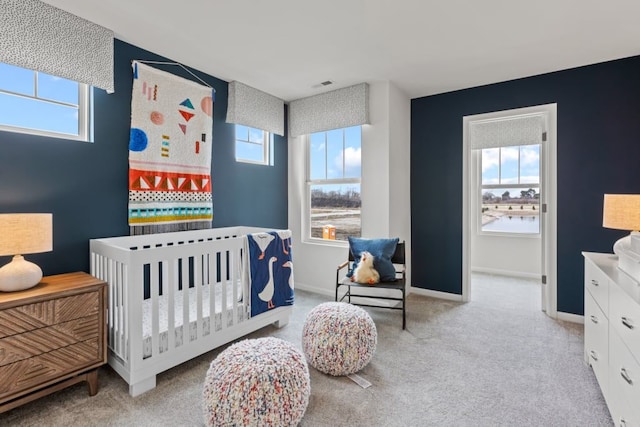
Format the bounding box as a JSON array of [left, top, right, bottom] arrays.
[[235, 124, 271, 164], [0, 62, 92, 141], [480, 144, 540, 234], [307, 126, 361, 242]]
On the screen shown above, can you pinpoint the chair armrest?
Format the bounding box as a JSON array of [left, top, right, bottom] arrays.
[[336, 260, 352, 301]]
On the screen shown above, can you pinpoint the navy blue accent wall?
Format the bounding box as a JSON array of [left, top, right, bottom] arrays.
[[0, 39, 287, 277], [411, 55, 640, 315]]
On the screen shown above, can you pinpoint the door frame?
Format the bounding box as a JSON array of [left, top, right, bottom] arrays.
[[461, 103, 557, 317]]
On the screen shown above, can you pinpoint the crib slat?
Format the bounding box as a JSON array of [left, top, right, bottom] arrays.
[[167, 259, 176, 352], [150, 262, 160, 359], [114, 259, 124, 360], [194, 254, 202, 342], [107, 258, 115, 354], [221, 250, 228, 330], [117, 260, 124, 359], [181, 256, 189, 345], [207, 251, 216, 336], [230, 248, 237, 326]]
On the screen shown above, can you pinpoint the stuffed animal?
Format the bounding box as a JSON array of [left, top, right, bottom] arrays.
[[351, 251, 380, 285]]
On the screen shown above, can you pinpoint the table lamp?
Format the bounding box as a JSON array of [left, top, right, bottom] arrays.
[[0, 213, 53, 292], [602, 194, 640, 255]]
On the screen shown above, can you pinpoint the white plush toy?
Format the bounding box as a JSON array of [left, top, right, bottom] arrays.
[[351, 251, 380, 285]]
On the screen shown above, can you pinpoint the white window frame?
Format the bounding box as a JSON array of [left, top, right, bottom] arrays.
[[303, 127, 361, 245], [234, 125, 272, 165], [0, 68, 92, 142], [478, 144, 541, 237]]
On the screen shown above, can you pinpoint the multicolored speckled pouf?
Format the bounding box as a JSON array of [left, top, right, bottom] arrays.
[[302, 302, 377, 376], [202, 337, 310, 427]]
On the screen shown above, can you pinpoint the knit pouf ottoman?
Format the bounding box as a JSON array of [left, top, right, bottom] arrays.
[[202, 337, 310, 427], [302, 302, 377, 376]]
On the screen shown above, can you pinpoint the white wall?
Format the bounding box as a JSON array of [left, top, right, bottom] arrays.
[[471, 234, 541, 277], [288, 81, 411, 296]]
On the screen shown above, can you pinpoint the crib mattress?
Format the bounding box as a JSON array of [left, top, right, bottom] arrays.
[[141, 282, 246, 358]]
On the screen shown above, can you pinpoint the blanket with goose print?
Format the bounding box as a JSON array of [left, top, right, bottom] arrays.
[[246, 230, 294, 317]]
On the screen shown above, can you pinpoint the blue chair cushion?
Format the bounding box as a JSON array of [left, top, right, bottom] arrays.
[[347, 237, 399, 282]]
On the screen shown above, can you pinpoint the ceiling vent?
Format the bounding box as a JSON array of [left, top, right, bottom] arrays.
[[320, 80, 333, 86]]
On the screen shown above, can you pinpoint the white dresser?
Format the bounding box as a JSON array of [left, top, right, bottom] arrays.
[[583, 252, 640, 427]]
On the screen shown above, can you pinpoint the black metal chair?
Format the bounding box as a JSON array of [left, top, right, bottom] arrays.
[[335, 241, 406, 329]]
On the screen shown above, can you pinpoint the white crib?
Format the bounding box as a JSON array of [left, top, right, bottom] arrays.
[[89, 226, 292, 397]]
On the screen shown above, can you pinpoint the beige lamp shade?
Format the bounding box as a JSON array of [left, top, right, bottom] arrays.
[[0, 213, 53, 256], [602, 194, 640, 231]]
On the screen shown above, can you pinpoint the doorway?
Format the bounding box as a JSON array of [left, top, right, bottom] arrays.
[[462, 104, 557, 317]]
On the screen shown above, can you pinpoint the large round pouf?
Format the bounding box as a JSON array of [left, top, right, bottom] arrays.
[[202, 337, 310, 427], [302, 302, 377, 376]]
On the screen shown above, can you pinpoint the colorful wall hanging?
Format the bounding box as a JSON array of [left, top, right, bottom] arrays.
[[128, 61, 214, 234]]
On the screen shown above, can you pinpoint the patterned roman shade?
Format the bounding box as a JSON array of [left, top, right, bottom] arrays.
[[288, 83, 369, 137], [226, 81, 285, 136], [469, 114, 545, 149], [0, 0, 114, 92]]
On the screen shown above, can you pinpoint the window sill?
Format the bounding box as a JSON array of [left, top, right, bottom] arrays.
[[301, 237, 349, 248], [477, 231, 541, 239]]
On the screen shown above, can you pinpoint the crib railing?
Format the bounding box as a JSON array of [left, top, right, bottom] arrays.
[[90, 226, 278, 395]]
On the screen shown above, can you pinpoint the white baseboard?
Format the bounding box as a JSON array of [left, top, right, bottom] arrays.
[[296, 283, 403, 308], [295, 283, 334, 298], [471, 267, 540, 280], [297, 283, 584, 324], [556, 311, 584, 324], [409, 286, 464, 302]]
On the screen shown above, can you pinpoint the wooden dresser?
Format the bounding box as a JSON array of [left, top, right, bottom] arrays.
[[583, 252, 640, 427], [0, 272, 107, 413]]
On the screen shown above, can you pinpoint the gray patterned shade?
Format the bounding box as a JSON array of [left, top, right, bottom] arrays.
[[0, 0, 114, 92], [470, 114, 545, 149], [226, 81, 284, 136], [289, 83, 369, 137]]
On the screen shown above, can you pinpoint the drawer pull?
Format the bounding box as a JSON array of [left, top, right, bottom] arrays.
[[621, 317, 634, 330], [590, 315, 599, 324], [590, 350, 599, 361], [620, 368, 633, 385], [591, 279, 599, 286]]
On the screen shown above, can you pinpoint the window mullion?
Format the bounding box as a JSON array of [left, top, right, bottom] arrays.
[[78, 83, 86, 140], [0, 89, 79, 109], [518, 146, 521, 185], [342, 129, 346, 179], [498, 148, 502, 184], [324, 133, 328, 180], [263, 130, 268, 162]]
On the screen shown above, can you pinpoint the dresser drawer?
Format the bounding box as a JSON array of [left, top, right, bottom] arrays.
[[585, 291, 609, 394], [0, 291, 100, 339], [609, 330, 640, 425], [585, 259, 609, 313], [0, 337, 102, 400], [610, 281, 640, 363], [0, 314, 101, 366], [0, 272, 106, 413], [608, 394, 640, 427]]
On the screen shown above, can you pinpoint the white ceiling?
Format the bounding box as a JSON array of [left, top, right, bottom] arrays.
[[42, 0, 640, 102]]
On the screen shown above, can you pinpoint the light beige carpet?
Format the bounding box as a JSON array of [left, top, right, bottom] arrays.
[[1, 275, 612, 426]]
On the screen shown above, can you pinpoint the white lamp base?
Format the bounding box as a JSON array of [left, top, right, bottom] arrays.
[[613, 233, 632, 256], [0, 255, 43, 292]]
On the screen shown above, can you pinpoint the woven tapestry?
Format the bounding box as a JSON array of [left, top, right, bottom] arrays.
[[128, 61, 214, 234]]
